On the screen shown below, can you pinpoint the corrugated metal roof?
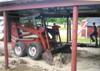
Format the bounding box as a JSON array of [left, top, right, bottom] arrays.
[[0, 0, 67, 5], [0, 1, 99, 11], [0, 0, 100, 7], [7, 4, 100, 17], [0, 0, 100, 17]]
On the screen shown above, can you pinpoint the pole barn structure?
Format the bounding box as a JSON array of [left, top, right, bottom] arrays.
[[0, 0, 100, 71]]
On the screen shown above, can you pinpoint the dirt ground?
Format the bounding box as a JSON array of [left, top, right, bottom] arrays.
[[0, 42, 100, 71]]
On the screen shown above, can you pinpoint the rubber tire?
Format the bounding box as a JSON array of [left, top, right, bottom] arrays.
[[27, 42, 43, 60], [14, 42, 26, 57]]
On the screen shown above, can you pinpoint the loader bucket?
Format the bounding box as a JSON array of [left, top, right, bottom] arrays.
[[42, 50, 53, 65]]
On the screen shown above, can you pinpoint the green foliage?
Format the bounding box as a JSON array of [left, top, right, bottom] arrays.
[[47, 17, 84, 25], [47, 18, 56, 22], [56, 18, 66, 24], [78, 18, 84, 24], [47, 18, 66, 24]]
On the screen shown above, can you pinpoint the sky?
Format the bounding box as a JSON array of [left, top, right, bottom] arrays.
[[86, 17, 100, 26], [0, 0, 13, 2]]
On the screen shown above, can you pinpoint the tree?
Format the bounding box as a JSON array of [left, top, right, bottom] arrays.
[[47, 18, 66, 24]]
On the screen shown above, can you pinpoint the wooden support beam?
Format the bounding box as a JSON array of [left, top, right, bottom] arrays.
[[3, 11, 9, 69], [71, 6, 78, 71]]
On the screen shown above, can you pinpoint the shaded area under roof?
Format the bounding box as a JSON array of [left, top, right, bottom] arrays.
[[6, 4, 100, 18], [0, 0, 100, 17], [0, 0, 100, 11]]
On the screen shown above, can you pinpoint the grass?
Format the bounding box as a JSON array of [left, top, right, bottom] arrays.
[[77, 37, 90, 43], [59, 24, 91, 43], [60, 34, 90, 43]]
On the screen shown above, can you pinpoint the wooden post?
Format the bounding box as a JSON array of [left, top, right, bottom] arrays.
[[3, 11, 9, 69], [71, 6, 78, 71], [67, 17, 69, 42], [98, 26, 100, 47]]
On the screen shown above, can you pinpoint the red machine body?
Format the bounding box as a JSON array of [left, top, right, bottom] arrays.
[[11, 22, 47, 50], [11, 22, 62, 64]]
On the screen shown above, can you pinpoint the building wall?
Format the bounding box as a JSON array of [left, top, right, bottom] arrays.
[[81, 29, 87, 37], [81, 26, 100, 37], [87, 26, 100, 37]]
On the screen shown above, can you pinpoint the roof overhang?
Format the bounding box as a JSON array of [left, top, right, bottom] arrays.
[[0, 1, 100, 11], [0, 0, 100, 17]]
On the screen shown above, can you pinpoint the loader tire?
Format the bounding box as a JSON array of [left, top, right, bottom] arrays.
[[27, 43, 43, 60], [14, 42, 26, 57]]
